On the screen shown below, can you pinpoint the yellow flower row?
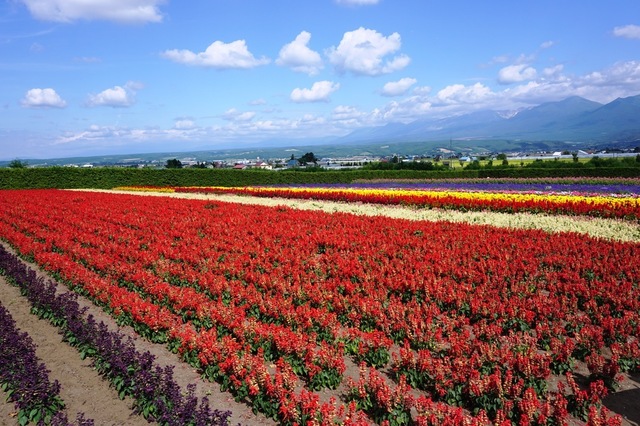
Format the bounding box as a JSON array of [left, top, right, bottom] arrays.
[[172, 186, 640, 220], [245, 186, 640, 209], [113, 186, 176, 193]]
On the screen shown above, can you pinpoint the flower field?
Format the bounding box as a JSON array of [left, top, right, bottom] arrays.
[[1, 187, 639, 425], [165, 180, 640, 221]]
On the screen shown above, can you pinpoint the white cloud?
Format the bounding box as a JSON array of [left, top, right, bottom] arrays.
[[55, 124, 115, 144], [613, 24, 640, 39], [498, 64, 537, 84], [222, 108, 256, 122], [413, 86, 432, 96], [19, 0, 165, 24], [22, 88, 66, 108], [55, 122, 214, 147], [435, 83, 494, 105], [540, 40, 555, 49], [381, 77, 417, 96], [174, 119, 196, 130], [497, 60, 640, 105], [87, 87, 127, 107], [162, 40, 269, 69], [327, 27, 410, 76], [276, 31, 323, 75], [87, 82, 141, 107], [581, 60, 640, 89], [542, 64, 564, 78], [490, 55, 510, 65], [332, 105, 366, 121], [290, 81, 340, 103], [369, 94, 433, 123], [335, 0, 379, 5]]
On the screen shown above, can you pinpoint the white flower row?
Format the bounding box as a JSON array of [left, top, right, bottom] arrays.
[[85, 189, 640, 243]]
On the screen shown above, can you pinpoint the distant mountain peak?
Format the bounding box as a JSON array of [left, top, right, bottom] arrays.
[[497, 109, 520, 119], [337, 94, 640, 145]]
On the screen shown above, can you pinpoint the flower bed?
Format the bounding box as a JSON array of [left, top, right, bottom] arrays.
[[166, 185, 640, 221], [0, 244, 232, 426], [1, 189, 638, 425]]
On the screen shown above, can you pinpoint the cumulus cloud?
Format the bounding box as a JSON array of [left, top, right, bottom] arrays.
[[498, 64, 537, 84], [542, 64, 564, 78], [222, 108, 256, 122], [331, 105, 385, 128], [19, 0, 165, 24], [276, 31, 323, 75], [335, 0, 379, 5], [327, 27, 410, 76], [88, 86, 130, 107], [332, 105, 366, 121], [413, 86, 432, 96], [435, 83, 494, 105], [497, 60, 640, 105], [87, 82, 142, 107], [162, 40, 270, 69], [22, 88, 66, 108], [613, 24, 640, 39], [290, 81, 340, 103], [381, 77, 417, 96], [581, 60, 640, 88]]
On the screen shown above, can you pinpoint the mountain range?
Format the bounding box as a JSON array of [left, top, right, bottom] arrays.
[[4, 95, 639, 166], [335, 94, 640, 149]]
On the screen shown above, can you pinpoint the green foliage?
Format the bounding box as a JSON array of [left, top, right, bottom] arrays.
[[8, 159, 28, 168], [363, 160, 448, 171], [0, 160, 638, 190], [307, 367, 343, 390], [298, 152, 318, 165], [165, 158, 183, 169]]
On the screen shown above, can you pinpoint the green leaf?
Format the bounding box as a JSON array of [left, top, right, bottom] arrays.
[[31, 409, 42, 423]]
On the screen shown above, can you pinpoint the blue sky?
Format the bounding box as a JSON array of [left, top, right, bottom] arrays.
[[1, 0, 639, 160]]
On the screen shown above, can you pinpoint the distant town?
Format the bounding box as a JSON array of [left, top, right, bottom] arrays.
[[6, 145, 639, 170]]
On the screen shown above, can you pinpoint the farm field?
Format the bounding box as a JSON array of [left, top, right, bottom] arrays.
[[1, 183, 640, 425]]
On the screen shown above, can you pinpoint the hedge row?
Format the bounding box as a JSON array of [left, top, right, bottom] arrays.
[[0, 167, 639, 189]]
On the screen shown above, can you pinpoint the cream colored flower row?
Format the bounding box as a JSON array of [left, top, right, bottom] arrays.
[[233, 186, 640, 206], [76, 189, 640, 243]]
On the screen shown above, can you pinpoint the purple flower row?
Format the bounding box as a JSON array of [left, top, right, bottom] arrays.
[[273, 178, 640, 196], [0, 245, 233, 426], [0, 300, 92, 425], [0, 302, 62, 425]]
